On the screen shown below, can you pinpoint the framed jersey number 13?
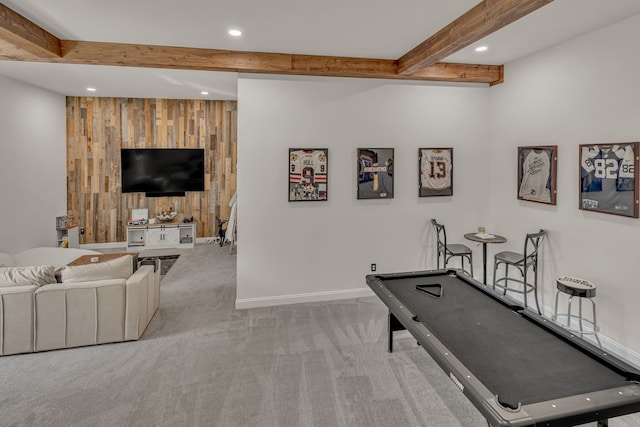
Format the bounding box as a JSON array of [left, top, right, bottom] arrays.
[[579, 142, 639, 218], [419, 148, 453, 197]]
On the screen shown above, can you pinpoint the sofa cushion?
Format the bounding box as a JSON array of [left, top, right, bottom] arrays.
[[0, 265, 56, 287], [60, 255, 133, 283], [0, 253, 15, 267]]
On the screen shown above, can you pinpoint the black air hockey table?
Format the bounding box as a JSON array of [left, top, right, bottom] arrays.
[[366, 269, 640, 427]]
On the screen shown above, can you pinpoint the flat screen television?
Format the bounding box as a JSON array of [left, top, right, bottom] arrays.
[[121, 148, 205, 197]]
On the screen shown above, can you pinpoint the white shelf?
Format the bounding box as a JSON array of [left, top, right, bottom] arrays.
[[56, 225, 79, 248]]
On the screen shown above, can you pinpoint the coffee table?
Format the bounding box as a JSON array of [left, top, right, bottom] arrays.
[[67, 252, 139, 271]]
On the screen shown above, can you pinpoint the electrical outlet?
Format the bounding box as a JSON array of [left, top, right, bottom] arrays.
[[371, 263, 376, 272]]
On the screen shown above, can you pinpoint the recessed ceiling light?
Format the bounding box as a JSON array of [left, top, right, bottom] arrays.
[[475, 46, 488, 52], [86, 87, 97, 92], [201, 91, 209, 95], [228, 29, 242, 37]]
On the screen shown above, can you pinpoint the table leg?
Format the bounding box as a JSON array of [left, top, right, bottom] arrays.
[[482, 242, 488, 284], [388, 313, 394, 353], [388, 312, 405, 353]]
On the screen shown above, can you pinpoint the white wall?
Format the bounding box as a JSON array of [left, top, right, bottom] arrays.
[[236, 14, 640, 359], [237, 76, 491, 307], [0, 74, 67, 253], [490, 14, 640, 357]]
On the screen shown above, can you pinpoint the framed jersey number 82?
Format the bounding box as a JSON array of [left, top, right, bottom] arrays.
[[579, 142, 639, 218]]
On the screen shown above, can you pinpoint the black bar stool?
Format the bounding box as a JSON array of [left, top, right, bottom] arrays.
[[431, 219, 473, 276], [492, 229, 546, 314]]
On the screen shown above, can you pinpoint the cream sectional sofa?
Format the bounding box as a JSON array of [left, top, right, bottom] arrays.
[[0, 250, 160, 356]]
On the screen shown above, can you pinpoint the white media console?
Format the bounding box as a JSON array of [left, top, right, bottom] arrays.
[[126, 223, 196, 251]]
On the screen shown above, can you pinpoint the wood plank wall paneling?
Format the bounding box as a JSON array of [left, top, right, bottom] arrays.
[[66, 97, 237, 244]]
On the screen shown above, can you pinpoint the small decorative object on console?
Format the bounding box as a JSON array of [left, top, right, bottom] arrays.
[[157, 207, 178, 222], [128, 208, 149, 225], [157, 212, 178, 222], [127, 218, 147, 225]]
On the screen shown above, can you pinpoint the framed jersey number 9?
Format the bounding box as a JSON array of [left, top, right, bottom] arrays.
[[579, 141, 639, 218], [289, 148, 329, 202]]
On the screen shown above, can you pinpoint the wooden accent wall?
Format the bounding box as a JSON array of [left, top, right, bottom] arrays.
[[66, 97, 237, 244]]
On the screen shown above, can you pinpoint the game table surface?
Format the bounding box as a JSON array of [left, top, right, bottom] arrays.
[[366, 269, 640, 427]]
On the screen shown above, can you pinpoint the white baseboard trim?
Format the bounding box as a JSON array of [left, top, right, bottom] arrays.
[[196, 237, 221, 244], [547, 312, 640, 367], [513, 296, 640, 368], [80, 242, 126, 250], [235, 287, 375, 309], [598, 334, 640, 368]]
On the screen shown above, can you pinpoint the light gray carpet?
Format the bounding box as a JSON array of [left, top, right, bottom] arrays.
[[1, 245, 638, 426]]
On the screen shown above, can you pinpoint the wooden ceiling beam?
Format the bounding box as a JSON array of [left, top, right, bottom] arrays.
[[398, 0, 553, 75], [0, 3, 61, 58], [55, 40, 503, 84], [0, 4, 504, 85]]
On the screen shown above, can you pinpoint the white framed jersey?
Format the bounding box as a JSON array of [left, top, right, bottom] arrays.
[[519, 150, 551, 202], [289, 148, 328, 201], [419, 148, 453, 197], [517, 146, 557, 205]]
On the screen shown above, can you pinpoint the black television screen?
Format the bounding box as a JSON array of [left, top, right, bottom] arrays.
[[121, 148, 205, 196]]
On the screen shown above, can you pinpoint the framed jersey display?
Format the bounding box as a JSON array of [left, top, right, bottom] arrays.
[[579, 142, 639, 218], [357, 148, 394, 199], [517, 145, 557, 205], [289, 148, 328, 201], [419, 148, 453, 197]]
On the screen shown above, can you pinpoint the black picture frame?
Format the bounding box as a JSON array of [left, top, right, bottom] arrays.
[[288, 148, 328, 202], [579, 142, 639, 218], [357, 148, 394, 199], [517, 145, 557, 205], [419, 148, 453, 197]]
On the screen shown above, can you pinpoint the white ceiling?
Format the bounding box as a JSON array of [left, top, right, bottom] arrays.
[[0, 0, 639, 100]]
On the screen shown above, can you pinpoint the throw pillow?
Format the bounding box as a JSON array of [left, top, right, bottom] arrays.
[[0, 253, 15, 267], [60, 255, 133, 283], [0, 265, 56, 287]]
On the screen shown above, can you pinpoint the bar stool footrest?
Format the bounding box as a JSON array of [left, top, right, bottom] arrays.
[[551, 313, 600, 335]]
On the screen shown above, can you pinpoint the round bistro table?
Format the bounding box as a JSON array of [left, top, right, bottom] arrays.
[[464, 233, 507, 285]]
